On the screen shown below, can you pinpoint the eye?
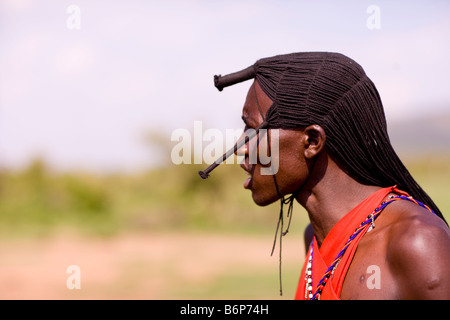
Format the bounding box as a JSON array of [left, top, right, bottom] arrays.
[[241, 115, 254, 130]]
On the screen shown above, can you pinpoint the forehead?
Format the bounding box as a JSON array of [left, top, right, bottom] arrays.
[[242, 83, 258, 118], [242, 81, 273, 125]]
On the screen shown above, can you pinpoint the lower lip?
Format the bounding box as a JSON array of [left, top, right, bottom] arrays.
[[244, 177, 252, 189]]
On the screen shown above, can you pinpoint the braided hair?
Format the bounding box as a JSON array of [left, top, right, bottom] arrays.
[[214, 51, 447, 225]]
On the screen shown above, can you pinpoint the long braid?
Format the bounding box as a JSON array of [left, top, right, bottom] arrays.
[[210, 51, 447, 223], [252, 52, 447, 225]]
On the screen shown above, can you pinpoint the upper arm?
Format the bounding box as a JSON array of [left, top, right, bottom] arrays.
[[388, 214, 450, 299]]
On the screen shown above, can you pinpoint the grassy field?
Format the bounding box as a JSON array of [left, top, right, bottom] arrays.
[[0, 158, 313, 238], [0, 155, 449, 299]]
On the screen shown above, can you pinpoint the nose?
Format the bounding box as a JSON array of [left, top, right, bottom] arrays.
[[235, 131, 248, 156]]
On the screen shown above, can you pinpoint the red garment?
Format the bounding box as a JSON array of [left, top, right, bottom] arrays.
[[294, 186, 409, 300]]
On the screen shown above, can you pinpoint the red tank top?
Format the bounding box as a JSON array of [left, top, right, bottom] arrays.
[[294, 186, 410, 300]]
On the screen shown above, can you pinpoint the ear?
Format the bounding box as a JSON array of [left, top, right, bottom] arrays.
[[303, 125, 326, 159]]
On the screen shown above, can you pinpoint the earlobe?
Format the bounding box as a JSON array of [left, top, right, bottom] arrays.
[[303, 125, 326, 159]]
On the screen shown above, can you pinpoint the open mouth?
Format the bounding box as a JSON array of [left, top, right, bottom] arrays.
[[244, 176, 252, 189], [240, 162, 254, 189]]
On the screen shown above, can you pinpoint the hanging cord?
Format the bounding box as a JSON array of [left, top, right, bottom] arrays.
[[267, 148, 318, 296], [270, 193, 296, 296], [254, 82, 297, 296], [253, 85, 301, 296]]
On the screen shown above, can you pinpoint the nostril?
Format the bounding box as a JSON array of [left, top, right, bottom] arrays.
[[235, 134, 249, 156], [235, 143, 247, 156]]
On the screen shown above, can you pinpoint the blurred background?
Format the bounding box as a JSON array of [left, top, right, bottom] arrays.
[[0, 0, 449, 299]]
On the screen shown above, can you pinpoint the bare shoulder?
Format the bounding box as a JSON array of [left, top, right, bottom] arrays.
[[385, 200, 450, 299]]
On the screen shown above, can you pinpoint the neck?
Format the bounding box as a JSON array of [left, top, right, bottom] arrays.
[[296, 153, 381, 247]]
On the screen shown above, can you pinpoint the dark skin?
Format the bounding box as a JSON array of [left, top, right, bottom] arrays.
[[237, 80, 450, 299]]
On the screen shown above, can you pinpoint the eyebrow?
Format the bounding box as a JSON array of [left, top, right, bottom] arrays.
[[241, 115, 255, 128]]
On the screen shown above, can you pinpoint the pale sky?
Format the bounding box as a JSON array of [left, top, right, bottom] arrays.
[[1, 0, 449, 172]]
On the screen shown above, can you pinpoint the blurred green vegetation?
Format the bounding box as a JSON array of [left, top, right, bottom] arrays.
[[0, 158, 306, 238], [0, 156, 449, 238]]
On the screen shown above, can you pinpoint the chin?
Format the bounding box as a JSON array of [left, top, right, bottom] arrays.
[[251, 190, 280, 207]]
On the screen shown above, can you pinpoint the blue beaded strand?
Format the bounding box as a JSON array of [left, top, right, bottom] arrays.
[[310, 195, 436, 300]]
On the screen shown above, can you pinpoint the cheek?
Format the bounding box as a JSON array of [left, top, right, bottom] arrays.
[[272, 149, 309, 194], [250, 132, 308, 205]]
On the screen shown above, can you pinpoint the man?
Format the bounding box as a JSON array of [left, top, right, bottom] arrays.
[[200, 52, 450, 299]]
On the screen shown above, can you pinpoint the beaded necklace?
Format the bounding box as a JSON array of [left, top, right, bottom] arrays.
[[304, 194, 436, 300]]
